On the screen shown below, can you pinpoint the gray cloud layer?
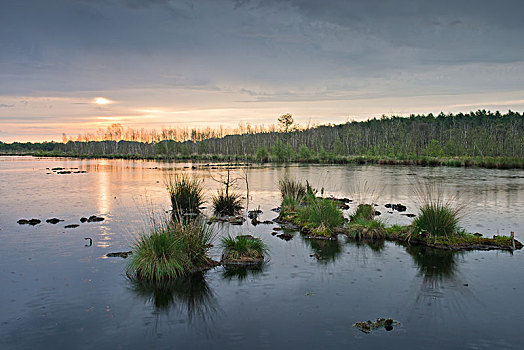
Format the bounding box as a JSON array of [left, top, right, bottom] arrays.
[[1, 0, 523, 140]]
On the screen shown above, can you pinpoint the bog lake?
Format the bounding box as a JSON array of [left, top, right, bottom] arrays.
[[1, 156, 524, 349]]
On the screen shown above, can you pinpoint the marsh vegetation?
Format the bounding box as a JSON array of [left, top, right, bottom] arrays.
[[276, 177, 521, 250]]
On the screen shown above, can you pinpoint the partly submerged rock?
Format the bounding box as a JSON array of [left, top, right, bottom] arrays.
[[228, 216, 246, 225], [65, 224, 80, 228], [248, 209, 262, 219], [106, 251, 133, 258], [401, 213, 416, 218], [18, 218, 42, 225], [208, 216, 227, 223], [87, 215, 104, 223], [277, 233, 293, 241], [46, 218, 63, 224], [354, 318, 400, 333], [385, 203, 407, 212], [80, 217, 88, 223]]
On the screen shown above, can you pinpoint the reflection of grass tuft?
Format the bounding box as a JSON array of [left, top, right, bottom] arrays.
[[130, 272, 214, 313]]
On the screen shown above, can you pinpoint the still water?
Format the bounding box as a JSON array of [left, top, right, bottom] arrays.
[[1, 156, 523, 349]]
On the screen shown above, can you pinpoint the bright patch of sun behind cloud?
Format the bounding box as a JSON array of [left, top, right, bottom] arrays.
[[94, 97, 113, 105]]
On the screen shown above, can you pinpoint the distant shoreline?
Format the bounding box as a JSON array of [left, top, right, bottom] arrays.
[[2, 152, 523, 170]]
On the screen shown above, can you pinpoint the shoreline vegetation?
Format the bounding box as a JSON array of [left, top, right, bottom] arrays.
[[276, 178, 522, 251], [1, 110, 523, 170], [2, 152, 524, 170]]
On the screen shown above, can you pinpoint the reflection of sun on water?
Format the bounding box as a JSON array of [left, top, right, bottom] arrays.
[[97, 165, 112, 248], [98, 166, 110, 214]]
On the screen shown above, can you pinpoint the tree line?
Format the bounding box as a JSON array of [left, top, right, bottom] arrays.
[[1, 110, 523, 163]]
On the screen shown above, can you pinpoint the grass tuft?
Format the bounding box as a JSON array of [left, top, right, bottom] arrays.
[[278, 177, 307, 201], [347, 217, 386, 240], [220, 235, 268, 260], [212, 190, 243, 216], [165, 174, 204, 215], [350, 204, 375, 222], [412, 182, 465, 237], [127, 216, 216, 281], [297, 197, 345, 237]]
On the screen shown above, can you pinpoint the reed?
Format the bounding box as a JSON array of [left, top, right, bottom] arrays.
[[165, 174, 204, 215]]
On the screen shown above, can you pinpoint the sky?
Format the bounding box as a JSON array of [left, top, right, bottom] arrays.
[[1, 0, 524, 142]]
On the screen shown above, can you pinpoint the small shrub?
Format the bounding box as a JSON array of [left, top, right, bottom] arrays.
[[221, 235, 267, 260], [165, 174, 204, 215], [212, 190, 243, 216], [256, 146, 270, 163]]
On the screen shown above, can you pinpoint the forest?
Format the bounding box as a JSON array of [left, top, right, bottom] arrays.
[[1, 110, 523, 168]]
